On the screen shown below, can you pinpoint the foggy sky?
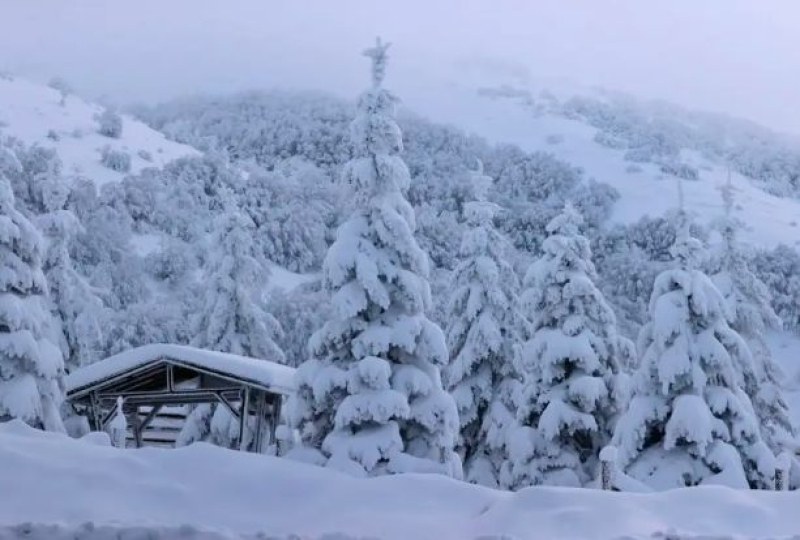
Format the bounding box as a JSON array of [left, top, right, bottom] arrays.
[[2, 0, 799, 134]]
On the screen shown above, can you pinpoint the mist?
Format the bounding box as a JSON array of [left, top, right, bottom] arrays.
[[2, 0, 800, 133]]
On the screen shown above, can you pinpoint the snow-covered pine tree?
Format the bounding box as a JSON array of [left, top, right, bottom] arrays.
[[710, 175, 796, 455], [38, 177, 104, 373], [613, 209, 774, 489], [443, 161, 524, 487], [0, 175, 66, 431], [509, 203, 633, 488], [290, 39, 461, 478], [178, 191, 284, 449]]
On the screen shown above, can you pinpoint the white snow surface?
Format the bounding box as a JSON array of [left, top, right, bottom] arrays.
[[0, 75, 198, 186], [404, 78, 800, 249], [1, 420, 800, 540], [65, 343, 295, 396]]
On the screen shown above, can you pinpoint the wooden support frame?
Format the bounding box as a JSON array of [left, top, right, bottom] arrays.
[[67, 352, 293, 453]]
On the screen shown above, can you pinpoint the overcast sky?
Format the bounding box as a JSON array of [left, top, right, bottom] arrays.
[[2, 1, 799, 133]]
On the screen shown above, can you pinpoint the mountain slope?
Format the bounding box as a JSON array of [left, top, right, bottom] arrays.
[[404, 77, 800, 249], [0, 74, 198, 186]]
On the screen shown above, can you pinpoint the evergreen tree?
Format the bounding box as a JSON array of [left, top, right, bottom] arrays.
[[443, 161, 524, 487], [509, 203, 633, 488], [38, 177, 104, 372], [710, 176, 796, 454], [178, 193, 284, 449], [613, 214, 774, 489], [290, 39, 461, 478], [0, 176, 66, 431]]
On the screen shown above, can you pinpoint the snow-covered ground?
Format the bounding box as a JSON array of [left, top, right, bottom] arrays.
[[403, 76, 800, 249], [2, 420, 800, 540], [0, 74, 198, 186]]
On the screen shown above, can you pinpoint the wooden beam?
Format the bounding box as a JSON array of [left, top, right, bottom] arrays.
[[139, 405, 164, 432], [237, 387, 250, 451], [166, 364, 175, 391], [216, 392, 241, 420]]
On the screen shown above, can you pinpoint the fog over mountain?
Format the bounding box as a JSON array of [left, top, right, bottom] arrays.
[[3, 1, 800, 133]]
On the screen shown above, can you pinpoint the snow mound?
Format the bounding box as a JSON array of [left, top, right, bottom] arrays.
[[0, 74, 198, 186], [2, 420, 800, 540]]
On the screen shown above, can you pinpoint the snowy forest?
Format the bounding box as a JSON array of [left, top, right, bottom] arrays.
[[4, 3, 800, 538]]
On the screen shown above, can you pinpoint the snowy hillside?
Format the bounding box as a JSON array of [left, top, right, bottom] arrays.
[[2, 420, 800, 540], [0, 74, 198, 186], [404, 77, 800, 249]]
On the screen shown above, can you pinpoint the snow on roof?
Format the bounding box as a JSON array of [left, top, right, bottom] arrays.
[[66, 343, 295, 396]]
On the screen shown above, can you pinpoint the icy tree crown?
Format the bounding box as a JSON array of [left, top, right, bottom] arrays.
[[363, 37, 390, 88]]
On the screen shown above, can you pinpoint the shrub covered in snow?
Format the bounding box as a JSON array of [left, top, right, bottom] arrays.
[[97, 108, 123, 138], [100, 146, 131, 173]]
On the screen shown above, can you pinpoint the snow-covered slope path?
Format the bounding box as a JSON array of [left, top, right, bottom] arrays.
[[2, 421, 799, 540]]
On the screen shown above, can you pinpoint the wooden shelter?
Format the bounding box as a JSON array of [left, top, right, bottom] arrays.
[[65, 344, 295, 452]]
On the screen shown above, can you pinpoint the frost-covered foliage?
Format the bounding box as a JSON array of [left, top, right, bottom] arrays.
[[563, 93, 800, 198], [290, 40, 461, 478], [100, 146, 131, 173], [0, 176, 65, 431], [269, 280, 330, 368], [38, 179, 104, 372], [179, 197, 284, 448], [708, 181, 795, 454], [97, 108, 123, 139], [613, 221, 773, 490], [443, 163, 524, 487], [509, 204, 633, 488], [751, 244, 800, 333], [190, 202, 283, 362], [243, 159, 340, 272]]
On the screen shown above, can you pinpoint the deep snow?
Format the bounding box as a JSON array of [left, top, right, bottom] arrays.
[[1, 420, 800, 540]]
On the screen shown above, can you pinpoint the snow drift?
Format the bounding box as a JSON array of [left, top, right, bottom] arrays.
[[1, 420, 799, 540]]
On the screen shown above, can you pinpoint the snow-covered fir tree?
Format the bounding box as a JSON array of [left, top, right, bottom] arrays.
[[178, 192, 284, 449], [0, 175, 66, 431], [443, 161, 524, 487], [509, 203, 633, 488], [38, 176, 104, 372], [709, 176, 796, 455], [613, 210, 774, 489], [290, 39, 461, 478]]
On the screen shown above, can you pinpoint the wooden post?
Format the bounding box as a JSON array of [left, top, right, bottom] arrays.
[[269, 395, 283, 447], [132, 405, 143, 448], [237, 387, 250, 451], [253, 391, 267, 454], [89, 392, 103, 431], [600, 445, 617, 491]]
